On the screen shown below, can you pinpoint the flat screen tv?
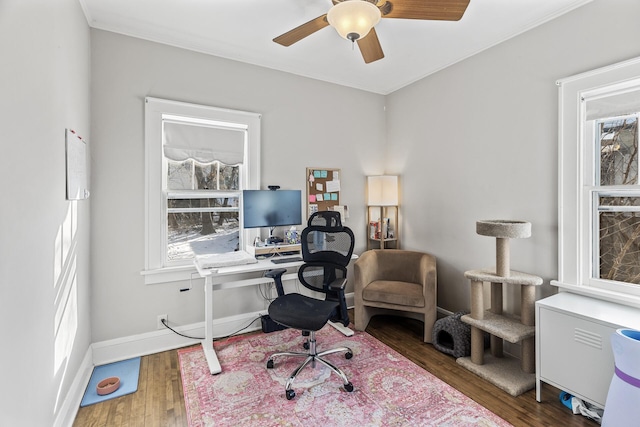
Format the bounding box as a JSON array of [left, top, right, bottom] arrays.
[[242, 190, 302, 231]]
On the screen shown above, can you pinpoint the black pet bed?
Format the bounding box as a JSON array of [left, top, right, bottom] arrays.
[[432, 311, 471, 358]]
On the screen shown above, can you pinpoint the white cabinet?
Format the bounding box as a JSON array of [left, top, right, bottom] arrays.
[[536, 292, 640, 407]]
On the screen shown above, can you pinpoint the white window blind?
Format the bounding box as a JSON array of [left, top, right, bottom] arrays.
[[163, 120, 246, 165], [584, 84, 640, 121]]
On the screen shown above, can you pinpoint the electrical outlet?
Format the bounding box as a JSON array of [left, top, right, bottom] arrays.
[[157, 314, 168, 330]]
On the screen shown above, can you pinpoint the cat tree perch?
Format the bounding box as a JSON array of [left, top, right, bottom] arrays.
[[457, 220, 543, 396]]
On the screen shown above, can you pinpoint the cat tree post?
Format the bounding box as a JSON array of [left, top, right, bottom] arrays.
[[496, 237, 510, 277], [492, 236, 509, 358]]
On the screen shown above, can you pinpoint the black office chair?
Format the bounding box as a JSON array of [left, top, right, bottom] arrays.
[[265, 211, 355, 400]]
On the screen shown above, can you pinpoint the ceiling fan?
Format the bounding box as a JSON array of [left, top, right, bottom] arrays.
[[273, 0, 470, 64]]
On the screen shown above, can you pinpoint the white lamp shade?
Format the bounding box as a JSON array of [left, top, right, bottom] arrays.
[[367, 175, 398, 206], [327, 0, 381, 41]]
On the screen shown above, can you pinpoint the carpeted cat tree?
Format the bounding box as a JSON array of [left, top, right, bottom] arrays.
[[457, 220, 542, 396]]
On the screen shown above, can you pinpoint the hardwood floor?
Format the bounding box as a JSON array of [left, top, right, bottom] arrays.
[[73, 314, 598, 427], [364, 315, 597, 427], [73, 350, 188, 427]]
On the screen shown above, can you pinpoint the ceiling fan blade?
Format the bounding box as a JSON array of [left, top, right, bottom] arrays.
[[380, 0, 470, 21], [357, 28, 384, 64], [273, 15, 329, 46]]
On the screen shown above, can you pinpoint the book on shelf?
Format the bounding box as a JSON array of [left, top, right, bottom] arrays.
[[369, 221, 379, 239], [382, 217, 390, 238], [370, 218, 393, 239]]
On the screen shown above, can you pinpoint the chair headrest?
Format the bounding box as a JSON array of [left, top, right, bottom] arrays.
[[300, 224, 354, 266], [308, 211, 342, 228]]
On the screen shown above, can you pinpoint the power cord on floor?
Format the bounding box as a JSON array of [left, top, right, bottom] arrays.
[[160, 316, 262, 341]]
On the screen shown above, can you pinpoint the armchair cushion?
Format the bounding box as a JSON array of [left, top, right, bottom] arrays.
[[362, 280, 426, 308]]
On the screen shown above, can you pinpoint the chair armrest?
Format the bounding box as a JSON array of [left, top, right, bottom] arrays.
[[328, 278, 347, 291]]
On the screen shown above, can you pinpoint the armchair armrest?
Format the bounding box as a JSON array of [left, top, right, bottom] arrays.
[[354, 250, 377, 291], [418, 253, 437, 298]]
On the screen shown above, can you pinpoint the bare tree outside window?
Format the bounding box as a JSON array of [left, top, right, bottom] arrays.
[[597, 115, 640, 284], [166, 159, 240, 261]]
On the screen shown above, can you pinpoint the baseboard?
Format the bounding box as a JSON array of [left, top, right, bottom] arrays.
[[92, 309, 270, 365], [53, 347, 94, 427], [437, 306, 454, 317], [90, 294, 358, 365]]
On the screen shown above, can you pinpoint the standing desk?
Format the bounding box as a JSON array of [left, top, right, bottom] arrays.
[[194, 254, 355, 375]]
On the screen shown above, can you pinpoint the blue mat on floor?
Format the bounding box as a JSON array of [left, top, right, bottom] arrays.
[[80, 357, 141, 407]]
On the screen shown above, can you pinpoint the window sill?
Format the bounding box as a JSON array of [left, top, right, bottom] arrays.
[[551, 280, 640, 310], [141, 265, 201, 285]]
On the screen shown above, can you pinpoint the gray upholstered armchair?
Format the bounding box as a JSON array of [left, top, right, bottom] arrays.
[[354, 249, 437, 343]]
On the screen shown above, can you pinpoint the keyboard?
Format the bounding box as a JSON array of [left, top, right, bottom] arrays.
[[196, 251, 258, 269], [271, 257, 303, 264]]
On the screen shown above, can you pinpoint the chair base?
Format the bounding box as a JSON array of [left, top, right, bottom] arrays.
[[266, 331, 354, 400]]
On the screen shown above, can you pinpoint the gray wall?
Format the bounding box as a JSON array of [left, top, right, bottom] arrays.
[[386, 0, 640, 313], [90, 30, 387, 342], [3, 1, 640, 424], [0, 0, 91, 425]]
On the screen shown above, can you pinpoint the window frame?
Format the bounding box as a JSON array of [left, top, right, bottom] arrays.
[[142, 97, 261, 284], [555, 56, 640, 308]]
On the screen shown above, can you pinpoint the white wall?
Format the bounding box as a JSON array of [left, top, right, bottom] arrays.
[[0, 0, 91, 425], [386, 0, 640, 313], [89, 30, 386, 342]]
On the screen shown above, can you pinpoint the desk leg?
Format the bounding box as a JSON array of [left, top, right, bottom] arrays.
[[201, 277, 222, 374]]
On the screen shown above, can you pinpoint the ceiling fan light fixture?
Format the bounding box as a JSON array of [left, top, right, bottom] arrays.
[[327, 0, 381, 42]]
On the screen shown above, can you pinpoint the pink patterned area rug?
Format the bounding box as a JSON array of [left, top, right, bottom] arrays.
[[178, 325, 512, 427]]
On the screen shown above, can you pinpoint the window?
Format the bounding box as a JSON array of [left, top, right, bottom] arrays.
[[143, 98, 260, 283], [556, 56, 640, 306], [163, 119, 243, 263], [592, 115, 640, 287]]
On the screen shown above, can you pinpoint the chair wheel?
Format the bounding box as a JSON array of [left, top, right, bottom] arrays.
[[267, 359, 274, 369], [343, 382, 354, 392], [345, 351, 353, 359], [286, 389, 296, 400]]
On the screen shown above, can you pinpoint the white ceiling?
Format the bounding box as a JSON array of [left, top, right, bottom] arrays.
[[80, 0, 592, 95]]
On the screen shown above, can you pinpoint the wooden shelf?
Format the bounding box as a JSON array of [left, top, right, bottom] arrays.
[[246, 243, 301, 258], [368, 237, 398, 243], [367, 205, 399, 250]]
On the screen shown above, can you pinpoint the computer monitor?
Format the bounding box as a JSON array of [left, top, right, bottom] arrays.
[[242, 190, 302, 241]]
